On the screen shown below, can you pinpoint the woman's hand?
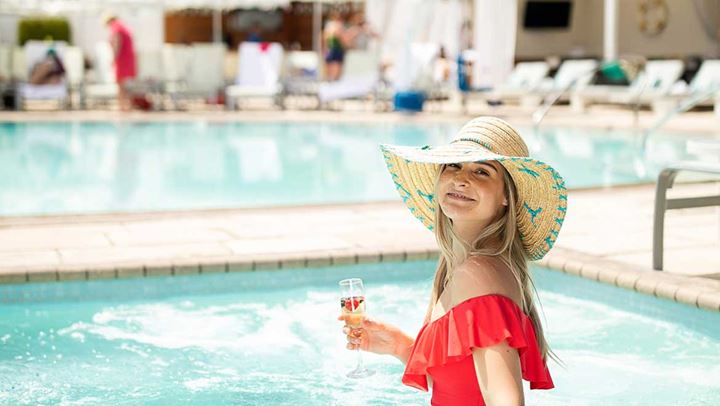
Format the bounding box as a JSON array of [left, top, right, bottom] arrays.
[[337, 315, 414, 363]]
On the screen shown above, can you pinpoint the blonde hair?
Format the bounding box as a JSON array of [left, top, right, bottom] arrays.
[[425, 163, 561, 365]]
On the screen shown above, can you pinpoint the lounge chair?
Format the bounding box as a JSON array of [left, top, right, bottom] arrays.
[[124, 49, 164, 109], [281, 50, 320, 109], [0, 45, 11, 83], [571, 59, 684, 113], [161, 43, 225, 109], [11, 46, 26, 82], [655, 59, 720, 114], [461, 61, 550, 111], [653, 157, 720, 270], [61, 46, 84, 109], [408, 43, 454, 110], [225, 42, 284, 110], [317, 50, 380, 107], [81, 41, 119, 108], [16, 41, 71, 110], [0, 45, 11, 106], [525, 58, 598, 108]]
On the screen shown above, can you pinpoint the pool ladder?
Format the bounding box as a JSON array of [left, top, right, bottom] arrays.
[[532, 65, 647, 134], [638, 86, 720, 151]]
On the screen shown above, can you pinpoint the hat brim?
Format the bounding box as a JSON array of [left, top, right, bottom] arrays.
[[380, 142, 567, 261]]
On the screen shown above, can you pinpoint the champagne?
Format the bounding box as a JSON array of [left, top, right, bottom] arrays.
[[340, 295, 366, 328], [338, 278, 374, 378]]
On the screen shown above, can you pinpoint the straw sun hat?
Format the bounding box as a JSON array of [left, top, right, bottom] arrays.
[[380, 116, 567, 261]]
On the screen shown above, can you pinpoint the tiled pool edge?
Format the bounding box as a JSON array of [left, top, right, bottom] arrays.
[[2, 247, 719, 312], [537, 248, 720, 313]]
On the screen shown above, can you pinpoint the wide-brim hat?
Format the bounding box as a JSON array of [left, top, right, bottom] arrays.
[[380, 116, 567, 261]]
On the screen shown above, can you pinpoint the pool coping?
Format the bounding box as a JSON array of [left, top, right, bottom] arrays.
[[2, 245, 719, 313]]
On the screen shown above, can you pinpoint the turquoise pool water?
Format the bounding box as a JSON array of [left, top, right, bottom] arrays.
[[0, 121, 713, 216], [1, 261, 719, 405]]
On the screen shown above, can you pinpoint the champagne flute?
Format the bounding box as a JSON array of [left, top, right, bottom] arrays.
[[339, 278, 375, 378]]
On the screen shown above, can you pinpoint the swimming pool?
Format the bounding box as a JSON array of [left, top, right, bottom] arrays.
[[1, 261, 719, 405], [0, 121, 713, 216]]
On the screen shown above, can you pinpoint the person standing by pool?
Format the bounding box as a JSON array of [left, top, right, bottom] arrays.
[[322, 13, 348, 81], [103, 12, 137, 111], [339, 116, 565, 404]]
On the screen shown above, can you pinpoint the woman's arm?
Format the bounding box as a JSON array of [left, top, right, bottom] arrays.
[[472, 343, 524, 406], [109, 32, 120, 59], [391, 329, 415, 365]]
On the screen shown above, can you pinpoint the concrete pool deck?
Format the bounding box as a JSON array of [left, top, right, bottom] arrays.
[[0, 106, 718, 311], [0, 182, 718, 311]]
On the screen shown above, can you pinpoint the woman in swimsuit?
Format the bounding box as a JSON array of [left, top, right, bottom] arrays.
[[339, 116, 565, 405], [322, 13, 347, 81]]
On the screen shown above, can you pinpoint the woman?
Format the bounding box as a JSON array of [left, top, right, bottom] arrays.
[[339, 116, 566, 405], [322, 14, 347, 81], [29, 48, 66, 85]]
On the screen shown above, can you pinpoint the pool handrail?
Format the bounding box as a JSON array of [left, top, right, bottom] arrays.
[[653, 160, 720, 270], [639, 86, 720, 151]]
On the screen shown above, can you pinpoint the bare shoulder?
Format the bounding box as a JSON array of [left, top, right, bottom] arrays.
[[447, 255, 522, 307]]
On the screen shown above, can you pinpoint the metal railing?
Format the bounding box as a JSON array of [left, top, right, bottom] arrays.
[[639, 86, 720, 151], [532, 60, 648, 132]]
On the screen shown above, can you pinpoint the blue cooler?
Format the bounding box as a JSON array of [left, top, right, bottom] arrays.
[[393, 91, 425, 112]]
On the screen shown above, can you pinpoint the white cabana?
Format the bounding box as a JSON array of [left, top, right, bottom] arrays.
[[0, 1, 291, 14]]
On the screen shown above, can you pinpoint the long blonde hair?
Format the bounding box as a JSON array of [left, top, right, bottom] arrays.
[[425, 163, 561, 365]]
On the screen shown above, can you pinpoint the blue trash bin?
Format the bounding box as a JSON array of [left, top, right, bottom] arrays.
[[393, 91, 425, 112]]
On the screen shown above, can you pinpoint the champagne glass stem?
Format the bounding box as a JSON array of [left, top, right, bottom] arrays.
[[355, 346, 364, 370]]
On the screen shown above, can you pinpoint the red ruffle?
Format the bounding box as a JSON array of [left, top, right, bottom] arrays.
[[402, 294, 554, 392]]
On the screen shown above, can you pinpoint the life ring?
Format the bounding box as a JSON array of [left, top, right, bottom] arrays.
[[637, 0, 669, 36]]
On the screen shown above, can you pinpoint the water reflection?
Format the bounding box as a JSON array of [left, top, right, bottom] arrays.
[[0, 121, 709, 216]]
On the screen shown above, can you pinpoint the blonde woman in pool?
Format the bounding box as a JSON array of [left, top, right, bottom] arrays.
[[338, 117, 566, 405]]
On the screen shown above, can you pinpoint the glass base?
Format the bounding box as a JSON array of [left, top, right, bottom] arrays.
[[346, 366, 375, 379]]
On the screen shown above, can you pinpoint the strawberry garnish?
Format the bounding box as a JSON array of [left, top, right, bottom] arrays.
[[341, 296, 364, 311]]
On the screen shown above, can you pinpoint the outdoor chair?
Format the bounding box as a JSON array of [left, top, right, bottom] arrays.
[[15, 41, 71, 110], [524, 58, 598, 108], [572, 59, 684, 113], [225, 42, 285, 110], [461, 61, 550, 111], [160, 43, 225, 109], [317, 50, 380, 108], [655, 59, 720, 114], [81, 41, 119, 108], [280, 50, 320, 109]]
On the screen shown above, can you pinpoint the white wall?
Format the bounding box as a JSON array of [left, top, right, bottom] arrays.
[[515, 0, 720, 59], [515, 0, 603, 59]]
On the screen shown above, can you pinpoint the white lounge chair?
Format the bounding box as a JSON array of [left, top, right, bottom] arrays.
[[0, 45, 11, 83], [656, 60, 720, 114], [526, 58, 598, 108], [461, 61, 550, 111], [0, 45, 11, 107], [409, 43, 453, 107], [62, 46, 84, 109], [16, 41, 70, 110], [82, 41, 119, 108], [225, 42, 284, 110], [317, 50, 380, 107], [572, 59, 684, 113], [124, 49, 164, 109], [11, 46, 27, 82], [470, 61, 550, 106], [161, 43, 225, 109], [281, 51, 321, 109]]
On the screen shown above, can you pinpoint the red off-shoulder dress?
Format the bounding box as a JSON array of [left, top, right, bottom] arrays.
[[402, 294, 554, 405]]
